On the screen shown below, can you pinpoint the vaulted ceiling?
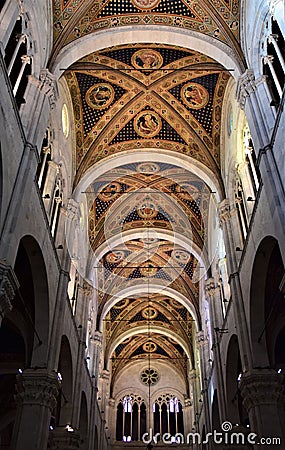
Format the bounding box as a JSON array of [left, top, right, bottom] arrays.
[[54, 0, 237, 390]]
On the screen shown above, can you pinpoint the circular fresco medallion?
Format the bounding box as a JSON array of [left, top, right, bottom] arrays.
[[114, 299, 130, 309], [137, 202, 158, 219], [143, 341, 157, 352], [132, 0, 161, 10], [134, 110, 162, 138], [85, 83, 114, 109], [136, 162, 160, 174], [98, 182, 121, 201], [105, 250, 125, 264], [181, 82, 209, 109], [169, 299, 184, 309], [142, 306, 158, 319], [140, 262, 158, 277], [172, 249, 190, 264], [175, 183, 200, 201], [132, 49, 163, 70]]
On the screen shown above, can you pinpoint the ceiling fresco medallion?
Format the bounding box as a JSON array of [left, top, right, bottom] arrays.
[[136, 162, 160, 174], [175, 183, 200, 201], [143, 341, 157, 352], [142, 306, 158, 319], [131, 49, 163, 70], [137, 201, 158, 219], [140, 262, 158, 277], [181, 82, 209, 109], [134, 110, 162, 138], [98, 182, 121, 201], [131, 0, 161, 11], [85, 83, 114, 109], [105, 250, 125, 264]]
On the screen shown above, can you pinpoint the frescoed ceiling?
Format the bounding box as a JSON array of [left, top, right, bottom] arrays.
[[55, 2, 236, 392], [51, 0, 241, 64], [104, 295, 194, 387], [64, 44, 230, 185]]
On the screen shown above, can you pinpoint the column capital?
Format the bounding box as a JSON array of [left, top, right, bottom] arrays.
[[205, 277, 216, 297], [90, 330, 103, 348], [196, 331, 208, 348], [100, 369, 110, 382], [66, 199, 79, 220], [218, 198, 233, 225], [39, 69, 58, 110], [81, 280, 93, 297], [15, 369, 60, 411], [236, 69, 256, 109], [188, 369, 197, 382], [240, 369, 285, 410], [0, 260, 19, 318]]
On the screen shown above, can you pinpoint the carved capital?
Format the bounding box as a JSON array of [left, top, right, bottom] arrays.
[[188, 370, 197, 382], [82, 280, 93, 297], [236, 69, 256, 109], [66, 199, 79, 220], [90, 330, 103, 348], [240, 369, 285, 411], [196, 331, 208, 348], [39, 69, 58, 110], [15, 369, 60, 411], [0, 260, 19, 318], [205, 277, 216, 298], [218, 198, 233, 225]]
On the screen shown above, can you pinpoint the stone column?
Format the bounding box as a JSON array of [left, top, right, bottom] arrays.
[[71, 282, 93, 428], [183, 397, 194, 438], [11, 369, 59, 450], [107, 398, 116, 444], [88, 331, 103, 450], [0, 260, 19, 326], [196, 331, 212, 449], [218, 200, 252, 372], [205, 278, 227, 422], [240, 369, 285, 449]]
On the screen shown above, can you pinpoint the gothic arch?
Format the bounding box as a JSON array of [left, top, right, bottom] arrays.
[[56, 335, 74, 426], [250, 236, 285, 367], [13, 235, 50, 366], [51, 26, 243, 80], [98, 284, 199, 331], [79, 391, 89, 450], [225, 334, 246, 426]]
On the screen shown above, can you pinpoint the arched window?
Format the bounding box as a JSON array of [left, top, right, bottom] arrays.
[[243, 126, 260, 195], [262, 16, 285, 104], [4, 15, 32, 107], [116, 394, 146, 442], [153, 394, 184, 441], [36, 128, 52, 192], [235, 176, 248, 243]]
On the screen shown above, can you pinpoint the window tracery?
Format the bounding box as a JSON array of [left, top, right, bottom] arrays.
[[116, 394, 146, 442], [262, 15, 285, 104], [153, 393, 184, 439]]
